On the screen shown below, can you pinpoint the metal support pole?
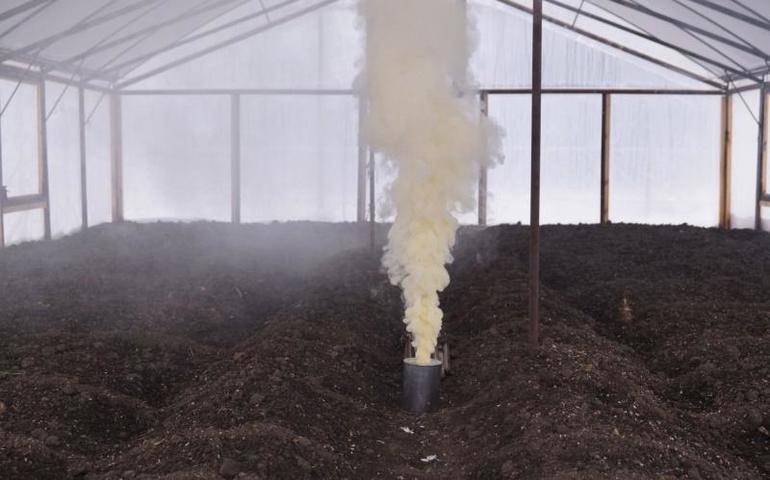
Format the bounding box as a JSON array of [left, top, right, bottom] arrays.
[[369, 149, 376, 251], [231, 94, 241, 224], [37, 81, 51, 240], [109, 93, 124, 223], [719, 94, 733, 229], [755, 83, 768, 231], [357, 98, 367, 223], [600, 93, 611, 224], [529, 0, 543, 349], [78, 87, 88, 230], [0, 115, 4, 249], [479, 91, 489, 226]]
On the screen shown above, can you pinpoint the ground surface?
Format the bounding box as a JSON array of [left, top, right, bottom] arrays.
[[0, 221, 768, 479]]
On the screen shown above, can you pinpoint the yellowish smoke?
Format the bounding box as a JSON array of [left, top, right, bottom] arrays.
[[360, 0, 501, 365]]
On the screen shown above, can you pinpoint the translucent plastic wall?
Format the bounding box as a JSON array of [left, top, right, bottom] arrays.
[[240, 95, 358, 222], [0, 79, 42, 244], [0, 0, 763, 245], [123, 95, 230, 222], [609, 95, 721, 226]]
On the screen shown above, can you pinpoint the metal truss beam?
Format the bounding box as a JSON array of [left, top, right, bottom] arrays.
[[0, 0, 159, 65], [61, 0, 250, 68], [605, 0, 770, 62], [102, 0, 310, 82], [0, 0, 52, 23], [494, 0, 727, 90], [546, 0, 752, 84], [687, 0, 770, 31], [116, 0, 341, 89]]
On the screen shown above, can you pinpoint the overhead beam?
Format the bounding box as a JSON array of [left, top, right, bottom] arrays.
[[1, 194, 47, 214], [676, 0, 770, 32], [0, 61, 113, 93], [493, 0, 727, 89], [0, 0, 52, 23], [0, 0, 159, 65], [103, 0, 308, 81], [0, 0, 58, 41], [117, 87, 723, 96], [545, 0, 747, 85], [115, 0, 341, 89], [61, 0, 249, 67], [605, 0, 770, 62]]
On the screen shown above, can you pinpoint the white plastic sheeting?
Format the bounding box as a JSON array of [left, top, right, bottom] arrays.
[[240, 95, 358, 222], [123, 94, 231, 222], [0, 0, 763, 246]]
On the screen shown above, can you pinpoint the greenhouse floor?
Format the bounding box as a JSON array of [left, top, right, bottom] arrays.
[[0, 221, 768, 479]]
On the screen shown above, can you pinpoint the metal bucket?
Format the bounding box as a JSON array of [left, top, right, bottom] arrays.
[[402, 357, 442, 414]]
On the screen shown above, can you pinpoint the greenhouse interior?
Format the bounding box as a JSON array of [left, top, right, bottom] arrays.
[[0, 0, 769, 479]]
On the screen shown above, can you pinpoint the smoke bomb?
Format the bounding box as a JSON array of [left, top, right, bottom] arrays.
[[402, 358, 442, 414]]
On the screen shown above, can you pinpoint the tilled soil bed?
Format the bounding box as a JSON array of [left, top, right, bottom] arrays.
[[0, 221, 767, 479]]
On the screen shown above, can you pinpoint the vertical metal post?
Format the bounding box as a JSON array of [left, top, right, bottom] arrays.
[[37, 81, 51, 240], [529, 0, 543, 349], [78, 87, 89, 230], [357, 98, 367, 223], [110, 93, 124, 223], [600, 93, 611, 224], [0, 114, 4, 249], [719, 94, 732, 229], [231, 94, 241, 224], [369, 149, 376, 250], [479, 91, 489, 226], [755, 83, 767, 231]]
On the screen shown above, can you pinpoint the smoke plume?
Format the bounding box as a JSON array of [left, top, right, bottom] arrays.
[[359, 0, 501, 365]]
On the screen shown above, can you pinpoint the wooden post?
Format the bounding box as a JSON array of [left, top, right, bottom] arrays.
[[600, 93, 611, 224], [37, 81, 51, 240], [357, 98, 367, 223], [231, 94, 241, 224], [369, 150, 376, 250], [529, 0, 543, 349], [479, 91, 489, 226], [719, 95, 733, 229], [755, 83, 767, 231], [78, 87, 88, 230], [110, 93, 124, 223]]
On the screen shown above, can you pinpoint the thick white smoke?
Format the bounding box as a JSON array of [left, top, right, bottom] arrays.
[[359, 0, 501, 365]]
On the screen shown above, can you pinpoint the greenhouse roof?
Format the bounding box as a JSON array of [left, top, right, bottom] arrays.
[[0, 0, 767, 91]]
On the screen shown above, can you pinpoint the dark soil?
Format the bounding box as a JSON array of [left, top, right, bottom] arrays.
[[0, 221, 767, 479]]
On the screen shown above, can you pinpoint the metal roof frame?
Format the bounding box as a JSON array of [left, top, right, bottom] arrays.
[[0, 0, 767, 92]]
